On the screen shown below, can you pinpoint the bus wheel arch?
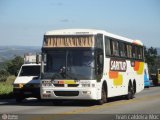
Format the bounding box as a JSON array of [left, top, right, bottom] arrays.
[[103, 81, 108, 100], [126, 80, 134, 100], [97, 81, 108, 105]]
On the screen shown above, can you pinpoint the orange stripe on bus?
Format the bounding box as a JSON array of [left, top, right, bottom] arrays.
[[59, 81, 64, 84], [109, 71, 118, 79], [134, 61, 140, 71]]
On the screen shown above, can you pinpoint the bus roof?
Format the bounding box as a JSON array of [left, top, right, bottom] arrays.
[[44, 29, 143, 45]]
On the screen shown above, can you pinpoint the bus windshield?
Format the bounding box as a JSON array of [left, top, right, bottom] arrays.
[[41, 49, 95, 80], [19, 66, 40, 76]]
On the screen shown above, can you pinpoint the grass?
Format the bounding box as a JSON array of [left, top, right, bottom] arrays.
[[0, 76, 15, 99]]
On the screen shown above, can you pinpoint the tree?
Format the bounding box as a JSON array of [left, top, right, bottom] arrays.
[[144, 46, 158, 73], [6, 56, 24, 75], [155, 55, 160, 70], [0, 70, 9, 82]]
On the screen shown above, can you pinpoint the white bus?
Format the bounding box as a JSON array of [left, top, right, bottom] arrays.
[[40, 29, 145, 105]]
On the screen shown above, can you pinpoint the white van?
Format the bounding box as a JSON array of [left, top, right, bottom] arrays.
[[13, 54, 41, 102]]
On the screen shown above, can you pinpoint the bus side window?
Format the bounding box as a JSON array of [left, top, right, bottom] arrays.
[[111, 40, 119, 56], [127, 44, 132, 58], [119, 42, 127, 57], [132, 45, 138, 59], [132, 46, 135, 58], [105, 36, 111, 56], [96, 34, 103, 50], [97, 54, 103, 74], [137, 46, 143, 60]]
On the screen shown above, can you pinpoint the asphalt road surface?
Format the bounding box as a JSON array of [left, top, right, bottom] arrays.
[[0, 86, 160, 120]]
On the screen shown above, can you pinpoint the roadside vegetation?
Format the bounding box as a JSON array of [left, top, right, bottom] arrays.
[[0, 76, 15, 99], [0, 56, 23, 99], [144, 46, 159, 73]]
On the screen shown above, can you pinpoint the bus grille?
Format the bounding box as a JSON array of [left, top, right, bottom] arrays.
[[54, 91, 79, 96], [68, 84, 79, 87], [53, 84, 79, 87], [54, 84, 64, 87]]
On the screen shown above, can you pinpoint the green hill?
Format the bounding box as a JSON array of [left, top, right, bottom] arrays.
[[0, 46, 40, 62]]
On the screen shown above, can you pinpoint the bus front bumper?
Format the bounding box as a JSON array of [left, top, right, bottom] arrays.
[[41, 87, 99, 100]]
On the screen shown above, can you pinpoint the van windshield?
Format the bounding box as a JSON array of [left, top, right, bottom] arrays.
[[19, 66, 40, 76]]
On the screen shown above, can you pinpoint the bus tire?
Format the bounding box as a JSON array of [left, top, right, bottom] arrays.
[[97, 85, 107, 105], [126, 82, 134, 100], [133, 80, 137, 95], [133, 80, 136, 97]]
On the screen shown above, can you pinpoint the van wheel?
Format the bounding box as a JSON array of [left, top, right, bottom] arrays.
[[97, 85, 107, 105], [16, 97, 24, 103]]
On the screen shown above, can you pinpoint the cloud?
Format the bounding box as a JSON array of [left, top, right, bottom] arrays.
[[60, 19, 69, 23], [57, 2, 63, 6], [50, 1, 63, 6]]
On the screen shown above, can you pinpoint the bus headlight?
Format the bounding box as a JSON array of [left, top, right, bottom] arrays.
[[81, 83, 95, 87], [41, 80, 52, 87], [83, 91, 91, 94], [81, 84, 90, 87]]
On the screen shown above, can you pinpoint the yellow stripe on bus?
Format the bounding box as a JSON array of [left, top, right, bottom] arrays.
[[64, 80, 76, 84]]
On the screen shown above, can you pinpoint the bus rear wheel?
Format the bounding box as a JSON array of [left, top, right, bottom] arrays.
[[126, 83, 134, 100]]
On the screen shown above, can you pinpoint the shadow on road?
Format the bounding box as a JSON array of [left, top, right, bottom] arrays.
[[0, 96, 127, 107]]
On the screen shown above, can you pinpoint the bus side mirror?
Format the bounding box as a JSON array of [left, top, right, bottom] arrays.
[[42, 53, 46, 63], [36, 54, 41, 64]]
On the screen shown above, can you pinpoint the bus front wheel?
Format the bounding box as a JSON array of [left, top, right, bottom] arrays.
[[97, 85, 107, 105]]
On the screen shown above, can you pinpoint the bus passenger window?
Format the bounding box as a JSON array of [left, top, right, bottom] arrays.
[[127, 44, 132, 58], [105, 37, 111, 56], [111, 40, 119, 56], [137, 47, 143, 59], [132, 45, 138, 59], [119, 42, 126, 57]]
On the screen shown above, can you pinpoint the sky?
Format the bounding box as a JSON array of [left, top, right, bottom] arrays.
[[0, 0, 160, 47]]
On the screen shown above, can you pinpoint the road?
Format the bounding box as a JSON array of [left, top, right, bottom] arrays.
[[0, 86, 160, 120]]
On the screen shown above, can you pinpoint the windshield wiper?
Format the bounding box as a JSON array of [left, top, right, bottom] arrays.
[[51, 73, 63, 80], [65, 71, 78, 80], [59, 66, 78, 80]]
